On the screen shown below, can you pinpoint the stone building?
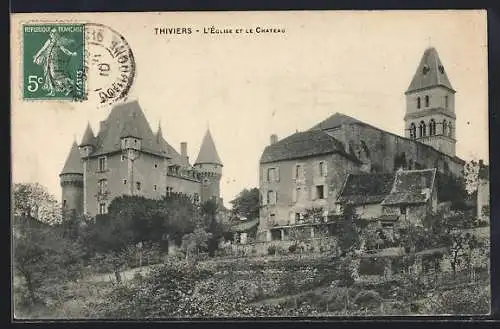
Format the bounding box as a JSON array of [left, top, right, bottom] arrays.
[[258, 47, 464, 241], [59, 100, 223, 217], [477, 160, 490, 222], [336, 168, 438, 227]]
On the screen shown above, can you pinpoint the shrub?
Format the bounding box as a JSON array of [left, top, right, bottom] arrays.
[[288, 244, 297, 253], [267, 245, 277, 256]]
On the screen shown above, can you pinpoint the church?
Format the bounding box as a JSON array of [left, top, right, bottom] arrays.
[[59, 100, 223, 217], [258, 47, 465, 242]]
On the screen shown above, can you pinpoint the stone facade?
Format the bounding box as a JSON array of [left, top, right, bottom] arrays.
[[60, 100, 223, 217], [258, 47, 464, 241]]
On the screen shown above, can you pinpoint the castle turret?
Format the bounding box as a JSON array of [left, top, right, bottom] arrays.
[[194, 129, 223, 203], [404, 47, 457, 157], [120, 119, 143, 195], [60, 140, 84, 216], [79, 123, 96, 157]]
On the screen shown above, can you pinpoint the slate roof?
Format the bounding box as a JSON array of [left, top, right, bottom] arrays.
[[80, 123, 96, 146], [89, 100, 168, 157], [310, 113, 362, 131], [195, 129, 222, 166], [336, 172, 395, 205], [406, 47, 455, 94], [260, 130, 352, 164], [60, 141, 83, 175], [381, 168, 437, 206]]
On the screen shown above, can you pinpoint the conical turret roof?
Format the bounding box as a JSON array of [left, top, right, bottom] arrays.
[[60, 141, 83, 175], [80, 123, 96, 146], [406, 47, 455, 94], [195, 129, 222, 166]]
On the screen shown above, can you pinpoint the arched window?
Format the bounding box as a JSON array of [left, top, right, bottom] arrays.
[[442, 119, 448, 136], [409, 123, 416, 139], [419, 121, 426, 137], [429, 119, 436, 136], [417, 97, 421, 109], [448, 122, 453, 137], [425, 95, 430, 107]]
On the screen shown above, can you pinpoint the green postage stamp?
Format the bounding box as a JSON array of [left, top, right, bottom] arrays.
[[23, 24, 86, 100], [22, 22, 135, 104]]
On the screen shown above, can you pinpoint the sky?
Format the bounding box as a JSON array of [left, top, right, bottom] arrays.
[[11, 10, 488, 208]]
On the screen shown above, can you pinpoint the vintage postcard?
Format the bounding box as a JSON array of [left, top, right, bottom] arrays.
[[11, 11, 490, 319]]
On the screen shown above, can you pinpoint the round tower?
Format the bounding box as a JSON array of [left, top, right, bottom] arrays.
[[194, 129, 223, 203], [60, 140, 84, 216]]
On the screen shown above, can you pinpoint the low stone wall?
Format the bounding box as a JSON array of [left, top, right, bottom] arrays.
[[217, 237, 337, 258]]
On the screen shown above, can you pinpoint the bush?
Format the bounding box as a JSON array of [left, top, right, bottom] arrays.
[[267, 245, 277, 256], [288, 244, 297, 253]]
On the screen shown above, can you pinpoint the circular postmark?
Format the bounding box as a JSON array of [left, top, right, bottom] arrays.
[[74, 23, 136, 107]]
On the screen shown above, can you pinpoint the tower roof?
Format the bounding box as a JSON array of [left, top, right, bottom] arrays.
[[60, 141, 83, 175], [406, 47, 455, 94], [89, 100, 167, 157], [80, 123, 96, 146], [195, 129, 222, 166]]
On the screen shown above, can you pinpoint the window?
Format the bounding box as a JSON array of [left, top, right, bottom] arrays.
[[166, 187, 173, 196], [99, 202, 107, 215], [136, 182, 141, 191], [419, 121, 426, 137], [267, 168, 276, 182], [425, 95, 430, 107], [318, 161, 327, 177], [123, 179, 127, 185], [417, 97, 421, 109], [316, 185, 325, 199], [154, 163, 158, 168], [409, 123, 416, 139], [429, 119, 436, 136], [292, 187, 301, 203], [267, 190, 276, 205], [270, 213, 276, 223], [448, 123, 453, 137], [442, 119, 448, 136], [98, 179, 107, 194], [98, 156, 107, 171], [295, 164, 302, 179], [194, 193, 200, 204], [154, 185, 157, 190], [295, 213, 301, 222], [400, 206, 407, 216], [445, 95, 449, 109], [121, 154, 126, 161], [63, 200, 67, 208]]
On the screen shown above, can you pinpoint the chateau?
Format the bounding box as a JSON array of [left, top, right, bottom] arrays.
[[258, 47, 465, 242], [59, 100, 223, 217]]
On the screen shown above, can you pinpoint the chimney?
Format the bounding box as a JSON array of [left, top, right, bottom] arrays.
[[181, 142, 188, 157], [270, 134, 278, 145]]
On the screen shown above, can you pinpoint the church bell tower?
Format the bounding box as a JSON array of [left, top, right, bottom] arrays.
[[404, 47, 457, 157]]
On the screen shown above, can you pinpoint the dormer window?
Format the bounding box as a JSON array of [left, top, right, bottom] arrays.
[[438, 65, 445, 74], [422, 64, 430, 75]]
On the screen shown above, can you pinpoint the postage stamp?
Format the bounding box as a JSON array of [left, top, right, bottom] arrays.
[[22, 22, 135, 105], [23, 24, 85, 100]]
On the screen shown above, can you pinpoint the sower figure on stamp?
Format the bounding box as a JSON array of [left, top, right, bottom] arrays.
[[33, 28, 77, 96]]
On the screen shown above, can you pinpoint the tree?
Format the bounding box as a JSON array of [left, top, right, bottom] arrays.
[[229, 188, 260, 220], [181, 227, 212, 260], [13, 183, 62, 224], [13, 217, 83, 307], [463, 159, 481, 195]]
